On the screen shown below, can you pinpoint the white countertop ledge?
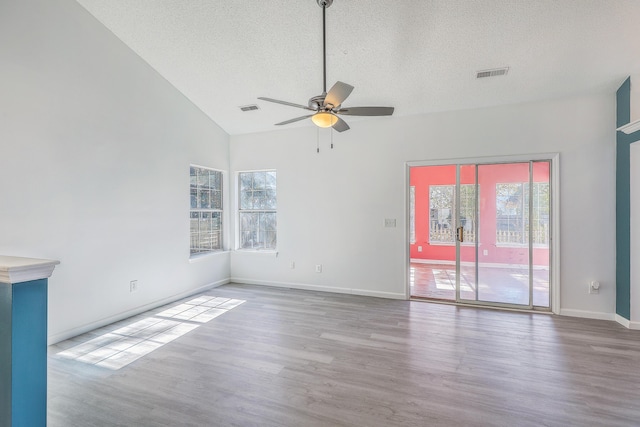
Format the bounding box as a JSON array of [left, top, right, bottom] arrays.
[[0, 255, 60, 284]]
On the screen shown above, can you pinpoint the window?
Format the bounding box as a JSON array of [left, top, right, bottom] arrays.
[[496, 182, 549, 246], [409, 186, 416, 243], [190, 166, 223, 255], [429, 184, 477, 243], [238, 170, 277, 250]]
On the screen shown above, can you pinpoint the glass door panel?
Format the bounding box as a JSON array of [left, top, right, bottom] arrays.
[[409, 165, 457, 300], [473, 162, 532, 306], [457, 164, 477, 302], [532, 161, 551, 308]]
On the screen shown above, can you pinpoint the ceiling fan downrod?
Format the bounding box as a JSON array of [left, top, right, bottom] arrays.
[[317, 0, 333, 94]]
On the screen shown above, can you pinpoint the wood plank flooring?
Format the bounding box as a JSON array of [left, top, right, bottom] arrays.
[[48, 283, 640, 426]]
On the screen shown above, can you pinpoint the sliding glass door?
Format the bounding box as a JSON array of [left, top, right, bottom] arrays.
[[409, 160, 551, 310]]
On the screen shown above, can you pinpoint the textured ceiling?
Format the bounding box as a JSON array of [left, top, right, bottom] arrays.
[[75, 0, 640, 135]]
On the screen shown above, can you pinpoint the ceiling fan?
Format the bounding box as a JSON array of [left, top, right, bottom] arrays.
[[258, 0, 394, 132]]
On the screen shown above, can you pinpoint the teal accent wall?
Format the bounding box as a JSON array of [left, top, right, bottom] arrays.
[[0, 285, 12, 427], [616, 77, 640, 320], [0, 279, 48, 427], [12, 279, 48, 427]]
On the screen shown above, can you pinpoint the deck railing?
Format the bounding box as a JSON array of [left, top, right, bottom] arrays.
[[429, 223, 549, 245]]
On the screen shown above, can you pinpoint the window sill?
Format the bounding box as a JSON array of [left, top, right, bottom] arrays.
[[234, 249, 278, 255], [189, 250, 230, 263]]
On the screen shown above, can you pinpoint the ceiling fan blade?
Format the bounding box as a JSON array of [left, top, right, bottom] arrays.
[[258, 97, 315, 111], [332, 116, 350, 132], [275, 114, 314, 126], [324, 81, 354, 108], [336, 106, 395, 116]]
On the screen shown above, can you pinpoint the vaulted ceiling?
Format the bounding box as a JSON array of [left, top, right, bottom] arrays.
[[76, 0, 640, 135]]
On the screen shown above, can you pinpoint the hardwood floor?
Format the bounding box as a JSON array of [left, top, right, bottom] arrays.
[[48, 283, 640, 426]]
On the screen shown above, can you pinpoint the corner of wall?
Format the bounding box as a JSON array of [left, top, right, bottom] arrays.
[[616, 76, 640, 322]]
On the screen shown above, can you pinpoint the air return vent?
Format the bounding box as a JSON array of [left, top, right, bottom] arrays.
[[239, 104, 259, 112], [476, 67, 509, 79]]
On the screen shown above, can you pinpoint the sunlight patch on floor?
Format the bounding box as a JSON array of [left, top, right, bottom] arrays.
[[56, 296, 245, 370]]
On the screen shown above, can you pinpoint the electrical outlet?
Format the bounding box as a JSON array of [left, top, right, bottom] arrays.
[[130, 280, 138, 292], [290, 261, 295, 269], [589, 280, 600, 294], [417, 246, 422, 252], [315, 264, 322, 273]]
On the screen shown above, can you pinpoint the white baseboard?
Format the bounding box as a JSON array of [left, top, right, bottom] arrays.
[[229, 277, 406, 300], [615, 314, 640, 330], [48, 278, 230, 345], [559, 308, 615, 321]]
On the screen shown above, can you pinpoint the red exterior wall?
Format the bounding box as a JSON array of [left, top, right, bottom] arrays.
[[410, 162, 549, 267]]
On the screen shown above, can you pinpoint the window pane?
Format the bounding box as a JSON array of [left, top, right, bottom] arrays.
[[532, 183, 549, 245], [240, 190, 252, 210], [263, 188, 275, 209], [253, 171, 266, 190], [200, 190, 211, 209], [211, 212, 221, 231], [240, 231, 253, 249], [190, 166, 223, 255], [262, 212, 277, 231], [239, 173, 253, 191], [190, 167, 197, 186], [209, 171, 218, 190], [239, 212, 257, 234], [265, 231, 277, 249], [496, 183, 524, 244], [238, 171, 276, 250], [212, 190, 222, 210], [429, 185, 454, 243], [459, 184, 477, 243], [190, 188, 198, 209], [266, 171, 276, 189], [253, 190, 266, 209], [197, 169, 208, 188]]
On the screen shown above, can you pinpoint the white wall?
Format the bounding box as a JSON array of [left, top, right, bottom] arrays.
[[0, 0, 230, 343], [231, 92, 617, 318]]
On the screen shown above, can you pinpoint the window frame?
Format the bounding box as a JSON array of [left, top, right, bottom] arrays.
[[237, 169, 277, 251], [190, 165, 224, 257]]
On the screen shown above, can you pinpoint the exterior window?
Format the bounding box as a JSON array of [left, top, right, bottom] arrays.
[[410, 186, 416, 243], [190, 166, 223, 255], [238, 171, 277, 250], [496, 182, 549, 246], [429, 185, 477, 243]]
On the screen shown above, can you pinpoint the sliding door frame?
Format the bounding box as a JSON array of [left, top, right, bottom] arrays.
[[405, 153, 560, 314]]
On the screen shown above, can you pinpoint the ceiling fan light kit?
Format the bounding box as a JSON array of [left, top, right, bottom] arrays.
[[311, 112, 338, 128], [258, 0, 394, 133]]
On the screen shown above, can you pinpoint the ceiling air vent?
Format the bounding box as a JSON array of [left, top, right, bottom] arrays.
[[239, 104, 259, 112], [476, 67, 509, 79]]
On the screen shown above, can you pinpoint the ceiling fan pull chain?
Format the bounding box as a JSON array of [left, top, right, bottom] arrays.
[[317, 126, 320, 153], [331, 126, 334, 149]]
